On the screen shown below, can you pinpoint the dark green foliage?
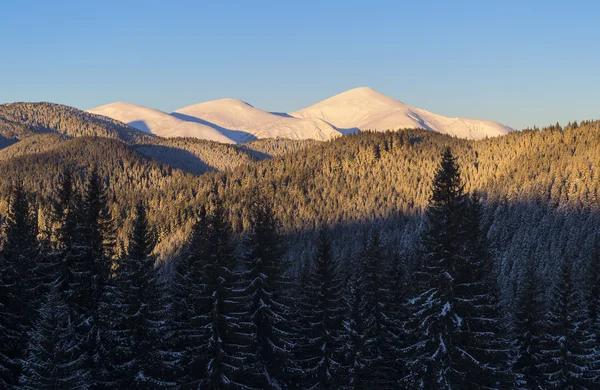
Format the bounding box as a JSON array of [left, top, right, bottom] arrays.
[[355, 231, 402, 388], [19, 290, 90, 389], [176, 193, 252, 389], [114, 202, 172, 388], [512, 261, 546, 389], [404, 148, 514, 389], [71, 167, 118, 388], [538, 260, 598, 388], [169, 206, 210, 388], [587, 236, 600, 347], [338, 269, 365, 389], [403, 148, 472, 388], [454, 194, 515, 388], [0, 182, 39, 387], [239, 197, 295, 389], [50, 166, 84, 297], [295, 227, 345, 389]]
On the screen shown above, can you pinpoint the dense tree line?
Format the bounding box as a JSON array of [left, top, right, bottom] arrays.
[[0, 120, 599, 270], [1, 148, 600, 389], [0, 102, 152, 144]]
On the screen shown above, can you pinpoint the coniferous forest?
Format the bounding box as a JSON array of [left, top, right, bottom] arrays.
[[1, 104, 600, 389]]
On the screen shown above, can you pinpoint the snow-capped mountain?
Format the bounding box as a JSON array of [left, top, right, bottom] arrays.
[[173, 98, 343, 143], [291, 87, 512, 140], [88, 88, 513, 143], [88, 102, 235, 144]]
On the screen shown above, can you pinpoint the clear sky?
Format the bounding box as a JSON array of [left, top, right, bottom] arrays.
[[1, 0, 598, 129]]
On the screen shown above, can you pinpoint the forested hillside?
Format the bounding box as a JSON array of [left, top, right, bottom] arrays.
[[133, 138, 319, 175], [0, 102, 154, 143], [0, 133, 68, 161], [0, 120, 598, 273], [0, 130, 599, 388]]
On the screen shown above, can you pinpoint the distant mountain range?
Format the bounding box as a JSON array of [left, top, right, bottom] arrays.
[[88, 87, 513, 142]]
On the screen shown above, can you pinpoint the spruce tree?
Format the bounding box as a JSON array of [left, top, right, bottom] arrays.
[[19, 289, 90, 389], [403, 148, 514, 389], [587, 236, 600, 347], [189, 192, 251, 388], [295, 226, 345, 389], [587, 236, 600, 387], [71, 167, 117, 388], [538, 259, 598, 388], [338, 266, 365, 389], [512, 260, 546, 389], [356, 231, 402, 389], [170, 205, 211, 388], [52, 165, 83, 296], [453, 193, 515, 388], [0, 181, 39, 387], [114, 201, 172, 388], [240, 197, 294, 389]]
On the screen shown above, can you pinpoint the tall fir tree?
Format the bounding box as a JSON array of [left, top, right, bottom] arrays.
[[114, 201, 172, 388], [193, 192, 252, 388], [355, 231, 402, 389], [453, 193, 516, 388], [0, 181, 39, 387], [587, 236, 600, 387], [169, 205, 211, 388], [403, 148, 514, 389], [512, 260, 546, 389], [19, 289, 90, 389], [239, 197, 295, 389], [538, 258, 598, 388], [295, 226, 345, 389], [51, 165, 83, 296], [586, 236, 600, 347], [338, 267, 365, 389], [70, 167, 118, 388]]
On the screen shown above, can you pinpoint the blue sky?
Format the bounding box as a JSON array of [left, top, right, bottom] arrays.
[[1, 0, 598, 129]]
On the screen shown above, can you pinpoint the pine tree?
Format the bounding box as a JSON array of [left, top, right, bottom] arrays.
[[170, 205, 211, 388], [453, 194, 516, 388], [52, 165, 83, 296], [338, 266, 365, 389], [538, 258, 597, 388], [0, 181, 39, 387], [114, 201, 172, 388], [295, 226, 345, 389], [587, 236, 600, 387], [512, 260, 546, 389], [19, 290, 90, 389], [71, 167, 117, 388], [240, 197, 294, 389], [586, 236, 600, 347], [356, 231, 402, 389], [403, 147, 471, 388], [403, 148, 514, 389], [187, 192, 251, 389]]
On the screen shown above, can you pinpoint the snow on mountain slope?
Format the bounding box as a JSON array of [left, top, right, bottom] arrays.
[[88, 102, 236, 144], [172, 98, 343, 142], [291, 87, 512, 140], [88, 88, 512, 143]]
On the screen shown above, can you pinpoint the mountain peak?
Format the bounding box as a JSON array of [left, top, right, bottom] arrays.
[[293, 88, 511, 140], [87, 102, 235, 143], [90, 89, 513, 142], [327, 86, 393, 100]]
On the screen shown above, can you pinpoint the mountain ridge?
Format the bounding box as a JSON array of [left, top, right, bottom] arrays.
[[88, 87, 513, 142]]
